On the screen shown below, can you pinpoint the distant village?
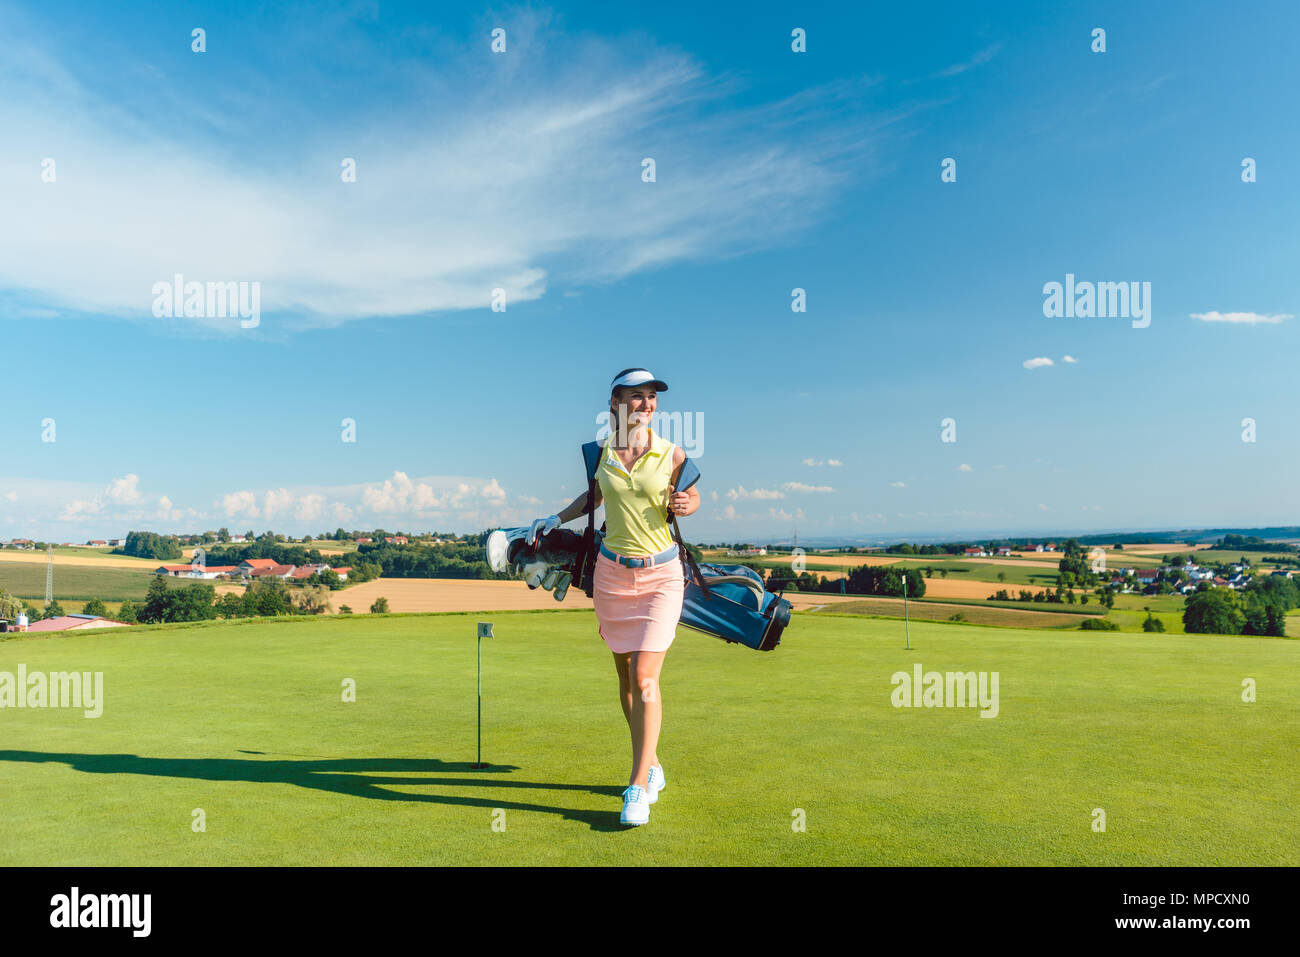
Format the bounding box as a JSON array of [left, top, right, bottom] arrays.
[[154, 558, 354, 583]]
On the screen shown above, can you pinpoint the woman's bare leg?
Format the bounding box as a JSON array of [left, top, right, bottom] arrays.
[[628, 650, 666, 788], [613, 651, 634, 727], [613, 651, 659, 773]]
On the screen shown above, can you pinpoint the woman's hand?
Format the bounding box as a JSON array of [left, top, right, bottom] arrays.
[[527, 514, 560, 545], [667, 485, 695, 516]]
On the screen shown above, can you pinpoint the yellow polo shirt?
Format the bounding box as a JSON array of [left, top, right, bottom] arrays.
[[597, 428, 677, 557]]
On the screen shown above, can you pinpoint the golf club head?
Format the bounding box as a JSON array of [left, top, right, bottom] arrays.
[[551, 570, 571, 601], [519, 558, 551, 589]]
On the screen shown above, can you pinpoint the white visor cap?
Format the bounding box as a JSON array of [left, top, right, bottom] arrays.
[[610, 368, 668, 394]]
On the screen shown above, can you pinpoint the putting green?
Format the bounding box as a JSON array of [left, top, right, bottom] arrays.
[[0, 612, 1295, 865]]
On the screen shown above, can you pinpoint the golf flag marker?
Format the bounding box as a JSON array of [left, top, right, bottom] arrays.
[[471, 621, 493, 769]]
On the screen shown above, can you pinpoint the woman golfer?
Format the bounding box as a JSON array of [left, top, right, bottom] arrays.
[[526, 368, 699, 826]]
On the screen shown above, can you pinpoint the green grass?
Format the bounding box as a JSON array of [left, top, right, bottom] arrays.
[[299, 540, 360, 553], [807, 600, 1096, 629], [1, 612, 1295, 865], [42, 547, 149, 562], [0, 562, 157, 601], [1191, 549, 1296, 567]]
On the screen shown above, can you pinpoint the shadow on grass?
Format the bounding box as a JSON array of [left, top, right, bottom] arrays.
[[0, 750, 635, 833]]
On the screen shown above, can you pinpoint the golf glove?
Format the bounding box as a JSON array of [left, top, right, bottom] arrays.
[[527, 514, 560, 545]]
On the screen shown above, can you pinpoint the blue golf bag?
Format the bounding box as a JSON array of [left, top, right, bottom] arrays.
[[575, 439, 791, 651]]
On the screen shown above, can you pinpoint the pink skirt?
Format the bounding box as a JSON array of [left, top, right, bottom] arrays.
[[593, 549, 685, 653]]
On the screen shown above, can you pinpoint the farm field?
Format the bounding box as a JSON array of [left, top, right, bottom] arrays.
[[0, 548, 160, 569], [1190, 549, 1294, 566], [1, 612, 1294, 866], [332, 578, 595, 613], [181, 541, 362, 559], [0, 561, 156, 602], [808, 600, 1100, 629]]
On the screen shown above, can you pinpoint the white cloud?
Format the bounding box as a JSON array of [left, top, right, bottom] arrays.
[[60, 473, 150, 520], [890, 481, 906, 488], [59, 498, 101, 521], [767, 507, 805, 522], [930, 43, 1001, 79], [0, 13, 880, 330], [1191, 311, 1292, 325], [1038, 503, 1050, 511], [264, 488, 296, 521], [295, 493, 325, 522], [727, 486, 784, 500], [157, 495, 184, 521], [957, 464, 972, 472], [1063, 355, 1078, 363], [781, 481, 834, 493], [827, 459, 842, 466], [219, 490, 260, 519], [1023, 357, 1054, 369], [106, 473, 142, 504]]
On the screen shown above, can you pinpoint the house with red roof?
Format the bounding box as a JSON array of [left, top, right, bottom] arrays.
[[238, 558, 280, 576], [27, 614, 132, 633], [155, 563, 239, 580]]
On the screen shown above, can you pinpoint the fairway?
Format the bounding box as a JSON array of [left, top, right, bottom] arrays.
[[1, 614, 1295, 866]]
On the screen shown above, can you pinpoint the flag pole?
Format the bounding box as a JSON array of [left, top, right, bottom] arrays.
[[903, 572, 911, 650]]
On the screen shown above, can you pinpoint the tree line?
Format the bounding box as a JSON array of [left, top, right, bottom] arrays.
[[1183, 576, 1297, 636], [132, 577, 392, 623]]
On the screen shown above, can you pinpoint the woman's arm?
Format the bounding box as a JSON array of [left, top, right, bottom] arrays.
[[556, 485, 602, 524]]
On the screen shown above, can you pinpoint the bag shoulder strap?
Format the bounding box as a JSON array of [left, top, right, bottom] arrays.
[[667, 453, 711, 599], [576, 441, 602, 597]]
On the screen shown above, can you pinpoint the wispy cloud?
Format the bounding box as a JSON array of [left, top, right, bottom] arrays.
[[1191, 311, 1292, 325], [0, 7, 887, 331], [1023, 356, 1054, 369], [781, 481, 834, 493], [726, 486, 784, 501], [929, 43, 1001, 79], [3, 469, 535, 538]]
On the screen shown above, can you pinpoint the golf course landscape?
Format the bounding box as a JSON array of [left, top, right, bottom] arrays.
[[3, 609, 1295, 866]]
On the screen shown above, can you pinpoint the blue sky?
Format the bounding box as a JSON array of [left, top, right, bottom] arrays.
[[2, 0, 1298, 545]]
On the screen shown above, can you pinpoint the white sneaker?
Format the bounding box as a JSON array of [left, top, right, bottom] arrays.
[[646, 765, 666, 804], [621, 784, 650, 826]]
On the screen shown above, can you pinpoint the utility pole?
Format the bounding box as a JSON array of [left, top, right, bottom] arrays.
[[45, 546, 53, 608]]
